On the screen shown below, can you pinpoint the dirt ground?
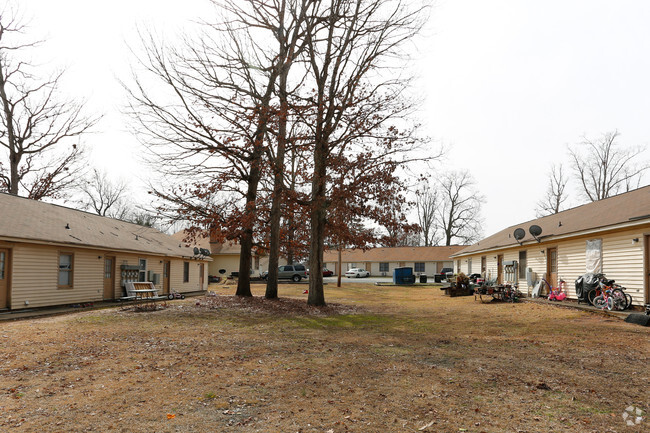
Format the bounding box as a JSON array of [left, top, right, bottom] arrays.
[[0, 283, 648, 432]]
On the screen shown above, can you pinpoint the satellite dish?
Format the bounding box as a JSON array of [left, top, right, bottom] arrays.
[[529, 225, 543, 242], [513, 228, 525, 243], [193, 247, 200, 256], [200, 248, 211, 256]]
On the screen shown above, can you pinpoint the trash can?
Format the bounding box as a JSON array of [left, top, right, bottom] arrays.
[[393, 267, 414, 284], [434, 274, 443, 283], [419, 275, 427, 283]]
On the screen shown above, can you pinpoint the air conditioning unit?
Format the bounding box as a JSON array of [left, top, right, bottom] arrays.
[[149, 272, 161, 285]]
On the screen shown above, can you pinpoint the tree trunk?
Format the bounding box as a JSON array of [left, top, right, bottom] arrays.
[[265, 70, 289, 299], [236, 153, 263, 297], [0, 60, 19, 195], [308, 139, 327, 306], [337, 245, 342, 288]]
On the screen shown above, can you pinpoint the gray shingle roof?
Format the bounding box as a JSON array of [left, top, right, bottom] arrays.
[[0, 192, 196, 258]]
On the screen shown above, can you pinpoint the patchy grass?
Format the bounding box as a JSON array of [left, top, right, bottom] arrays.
[[0, 283, 648, 432]]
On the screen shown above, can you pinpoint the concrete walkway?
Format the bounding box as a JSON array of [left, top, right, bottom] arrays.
[[522, 296, 637, 320], [0, 291, 206, 322]]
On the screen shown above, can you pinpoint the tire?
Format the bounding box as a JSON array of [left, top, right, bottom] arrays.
[[606, 296, 614, 311], [180, 295, 185, 299], [168, 294, 174, 300], [592, 295, 606, 309], [587, 289, 599, 306], [356, 274, 360, 278], [624, 292, 633, 310], [292, 275, 301, 282], [611, 289, 627, 311]]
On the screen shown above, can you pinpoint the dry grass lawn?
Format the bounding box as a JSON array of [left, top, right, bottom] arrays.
[[1, 283, 649, 432]]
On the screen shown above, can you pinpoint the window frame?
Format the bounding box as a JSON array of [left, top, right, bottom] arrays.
[[183, 262, 190, 283], [414, 262, 425, 273], [518, 250, 527, 279], [379, 262, 389, 272], [138, 258, 147, 282], [58, 252, 74, 289]]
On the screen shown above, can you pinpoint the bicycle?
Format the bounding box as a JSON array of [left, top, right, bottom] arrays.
[[588, 274, 632, 310]]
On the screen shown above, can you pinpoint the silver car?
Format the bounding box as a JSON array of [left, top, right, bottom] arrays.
[[345, 268, 370, 278], [261, 264, 307, 282]]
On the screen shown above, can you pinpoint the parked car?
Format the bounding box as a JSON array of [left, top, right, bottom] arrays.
[[434, 267, 454, 283], [261, 264, 307, 282], [345, 268, 370, 278], [307, 268, 334, 277]]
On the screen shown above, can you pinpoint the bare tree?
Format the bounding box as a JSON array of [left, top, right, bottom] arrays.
[[0, 6, 97, 199], [569, 130, 648, 202], [535, 163, 568, 216], [79, 169, 130, 219], [415, 181, 439, 246], [126, 0, 299, 297], [303, 0, 433, 306], [436, 170, 483, 246]]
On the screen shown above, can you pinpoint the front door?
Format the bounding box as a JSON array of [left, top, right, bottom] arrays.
[[0, 248, 9, 309], [103, 256, 116, 300], [163, 260, 171, 295], [547, 247, 558, 288], [199, 263, 205, 290], [497, 255, 503, 284]]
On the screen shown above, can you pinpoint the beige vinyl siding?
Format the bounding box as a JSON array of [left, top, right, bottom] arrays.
[[556, 240, 586, 299], [455, 227, 649, 304], [211, 255, 241, 277], [602, 230, 645, 305], [485, 255, 498, 281], [170, 259, 207, 293], [11, 244, 104, 309], [9, 244, 207, 309]]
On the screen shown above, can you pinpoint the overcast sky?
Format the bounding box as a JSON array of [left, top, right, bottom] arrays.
[[20, 0, 650, 239]]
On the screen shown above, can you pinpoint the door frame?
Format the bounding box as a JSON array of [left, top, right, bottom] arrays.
[[546, 247, 558, 288], [0, 247, 11, 310], [497, 254, 503, 284], [103, 255, 116, 300], [199, 263, 205, 290], [163, 260, 171, 295]]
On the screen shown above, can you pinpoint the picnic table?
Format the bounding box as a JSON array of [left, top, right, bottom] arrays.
[[122, 282, 166, 308]]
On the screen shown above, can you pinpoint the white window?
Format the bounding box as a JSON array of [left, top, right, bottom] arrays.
[[58, 253, 73, 288], [138, 258, 147, 282]]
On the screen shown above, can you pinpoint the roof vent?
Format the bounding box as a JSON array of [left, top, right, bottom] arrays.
[[65, 223, 71, 230]]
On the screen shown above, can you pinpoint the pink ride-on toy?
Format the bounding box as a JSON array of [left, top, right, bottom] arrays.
[[548, 280, 567, 301], [167, 289, 186, 300]]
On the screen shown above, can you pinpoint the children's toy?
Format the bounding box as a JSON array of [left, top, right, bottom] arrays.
[[548, 280, 567, 301], [167, 289, 186, 300]]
